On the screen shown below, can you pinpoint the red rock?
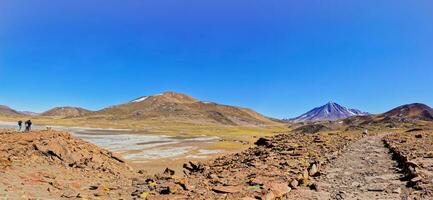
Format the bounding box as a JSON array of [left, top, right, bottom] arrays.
[[269, 182, 291, 197], [263, 192, 276, 200], [212, 185, 242, 193], [290, 179, 299, 188]]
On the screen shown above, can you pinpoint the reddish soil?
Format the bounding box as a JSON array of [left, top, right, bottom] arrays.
[[0, 130, 135, 199]]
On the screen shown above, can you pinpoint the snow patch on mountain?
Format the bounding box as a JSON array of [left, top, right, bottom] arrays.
[[288, 102, 369, 122], [132, 96, 149, 103]]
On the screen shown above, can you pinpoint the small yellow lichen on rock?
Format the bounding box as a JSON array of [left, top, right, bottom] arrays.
[[140, 192, 149, 199], [148, 181, 157, 187]]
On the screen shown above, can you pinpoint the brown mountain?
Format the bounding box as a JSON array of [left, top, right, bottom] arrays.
[[41, 107, 92, 117], [343, 103, 433, 127], [0, 105, 21, 116], [379, 103, 433, 121], [92, 92, 278, 126]]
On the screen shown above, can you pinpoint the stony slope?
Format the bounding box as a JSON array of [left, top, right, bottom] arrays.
[[0, 130, 135, 199], [344, 103, 433, 128], [91, 92, 278, 126], [379, 103, 433, 121], [384, 130, 433, 199], [132, 120, 433, 199], [133, 130, 364, 199]]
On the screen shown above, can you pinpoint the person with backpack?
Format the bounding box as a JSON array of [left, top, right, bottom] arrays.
[[25, 120, 32, 132], [17, 120, 23, 131]]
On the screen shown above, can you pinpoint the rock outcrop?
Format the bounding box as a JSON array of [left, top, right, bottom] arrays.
[[0, 130, 135, 199]]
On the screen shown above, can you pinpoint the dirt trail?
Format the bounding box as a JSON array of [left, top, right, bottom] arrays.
[[294, 135, 409, 200]]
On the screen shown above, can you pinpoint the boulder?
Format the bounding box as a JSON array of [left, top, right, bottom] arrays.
[[309, 164, 318, 176], [163, 168, 175, 176], [263, 192, 276, 200], [309, 182, 319, 191], [61, 189, 80, 198], [269, 182, 291, 197], [255, 138, 273, 147], [34, 140, 83, 166], [290, 179, 299, 189], [159, 183, 180, 194]]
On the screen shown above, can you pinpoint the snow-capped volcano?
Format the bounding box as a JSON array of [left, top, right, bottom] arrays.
[[289, 102, 369, 122]]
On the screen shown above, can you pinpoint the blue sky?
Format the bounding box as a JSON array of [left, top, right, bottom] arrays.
[[0, 0, 432, 118]]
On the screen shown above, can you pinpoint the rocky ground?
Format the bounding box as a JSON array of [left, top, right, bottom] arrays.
[[138, 129, 433, 200], [132, 131, 363, 199], [384, 130, 433, 199], [288, 135, 410, 199], [2, 127, 432, 199], [0, 130, 136, 199]]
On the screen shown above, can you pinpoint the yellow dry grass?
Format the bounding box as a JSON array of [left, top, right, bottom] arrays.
[[0, 115, 288, 137]]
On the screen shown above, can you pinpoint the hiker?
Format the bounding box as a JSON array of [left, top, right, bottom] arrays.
[[17, 120, 23, 131], [25, 120, 32, 132]]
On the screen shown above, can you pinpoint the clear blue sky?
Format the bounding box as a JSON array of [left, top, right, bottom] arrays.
[[0, 1, 432, 118]]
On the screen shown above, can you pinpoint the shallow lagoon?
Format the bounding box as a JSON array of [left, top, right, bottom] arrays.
[[0, 121, 222, 163]]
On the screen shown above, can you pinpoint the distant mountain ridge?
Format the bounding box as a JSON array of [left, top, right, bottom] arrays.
[[379, 103, 433, 121], [41, 107, 91, 117], [0, 105, 38, 116], [0, 105, 21, 116], [289, 102, 369, 122], [92, 92, 278, 126], [3, 96, 431, 127], [343, 103, 433, 127], [1, 92, 279, 127]]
